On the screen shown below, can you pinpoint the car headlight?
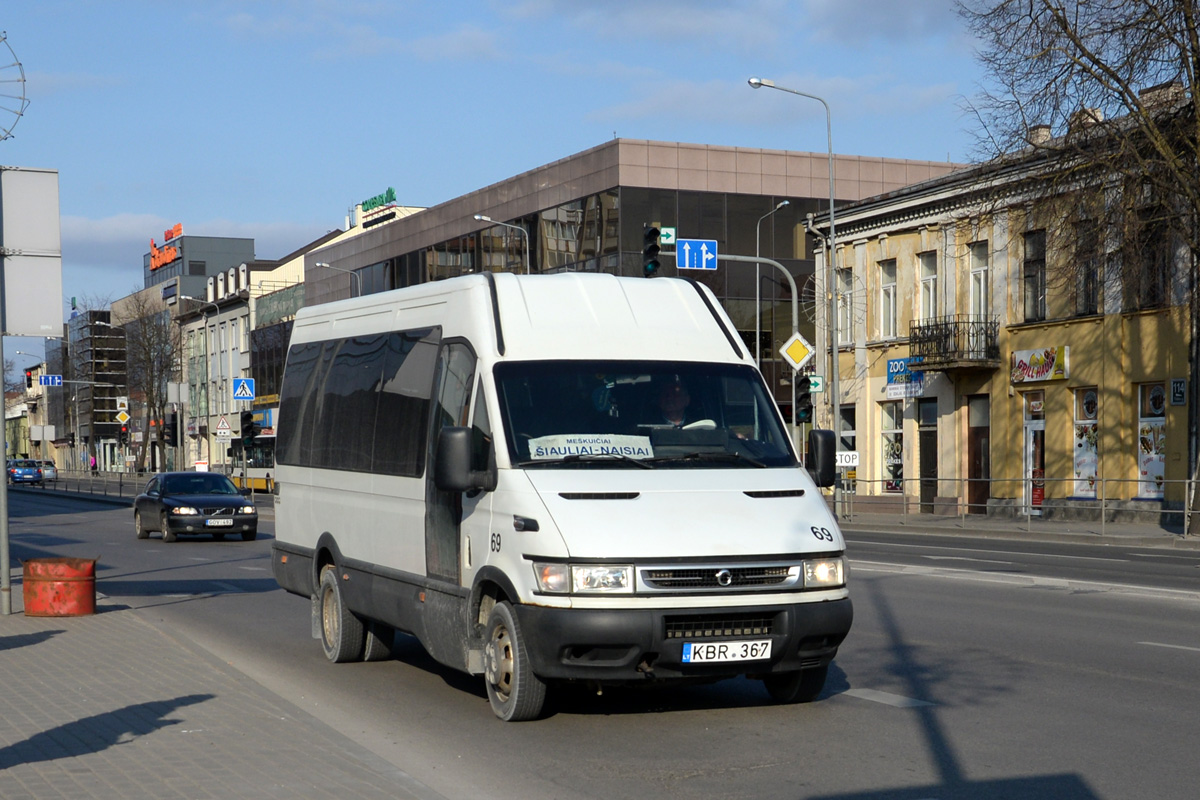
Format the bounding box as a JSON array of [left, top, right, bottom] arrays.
[[802, 557, 845, 588], [534, 563, 633, 594], [171, 506, 200, 516], [238, 506, 257, 515]]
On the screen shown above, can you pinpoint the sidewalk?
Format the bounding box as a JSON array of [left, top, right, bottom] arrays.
[[0, 598, 441, 799], [837, 507, 1200, 550]]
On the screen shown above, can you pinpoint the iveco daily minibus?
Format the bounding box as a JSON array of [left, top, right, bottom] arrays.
[[271, 272, 852, 720]]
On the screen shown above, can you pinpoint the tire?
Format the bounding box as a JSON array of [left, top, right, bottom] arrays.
[[319, 566, 364, 663], [161, 513, 177, 543], [763, 664, 829, 704], [241, 528, 257, 541], [483, 601, 546, 721], [362, 622, 394, 662], [135, 511, 149, 539]]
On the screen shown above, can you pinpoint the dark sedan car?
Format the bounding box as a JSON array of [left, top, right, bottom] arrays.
[[134, 471, 258, 542]]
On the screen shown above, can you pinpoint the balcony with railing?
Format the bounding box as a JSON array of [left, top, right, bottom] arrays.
[[908, 314, 1001, 370]]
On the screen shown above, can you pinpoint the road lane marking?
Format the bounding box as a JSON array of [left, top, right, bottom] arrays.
[[921, 556, 1014, 565], [848, 539, 1129, 563], [845, 688, 935, 708], [1139, 641, 1200, 653], [851, 560, 1200, 601]]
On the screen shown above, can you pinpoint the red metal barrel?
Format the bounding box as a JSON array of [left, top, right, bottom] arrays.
[[22, 557, 97, 616]]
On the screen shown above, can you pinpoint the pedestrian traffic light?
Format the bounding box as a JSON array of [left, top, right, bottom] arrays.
[[796, 380, 813, 424], [240, 409, 258, 445], [25, 369, 32, 389], [642, 226, 661, 277], [163, 412, 178, 448]]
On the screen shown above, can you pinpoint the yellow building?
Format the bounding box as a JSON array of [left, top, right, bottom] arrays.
[[810, 162, 1190, 520]]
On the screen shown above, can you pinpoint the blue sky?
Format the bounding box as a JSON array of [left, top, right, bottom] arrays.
[[1, 0, 982, 365]]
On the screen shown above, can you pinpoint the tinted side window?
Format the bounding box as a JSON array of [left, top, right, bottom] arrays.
[[374, 329, 439, 476], [276, 340, 326, 466], [279, 327, 440, 475]]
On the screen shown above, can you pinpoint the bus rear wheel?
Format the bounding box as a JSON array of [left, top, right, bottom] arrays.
[[320, 565, 364, 663]]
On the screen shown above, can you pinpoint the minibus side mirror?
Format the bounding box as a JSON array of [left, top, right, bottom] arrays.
[[434, 427, 497, 493], [806, 428, 836, 488]]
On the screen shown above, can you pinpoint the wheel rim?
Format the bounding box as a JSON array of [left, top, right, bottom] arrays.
[[322, 585, 338, 646], [485, 624, 515, 700]]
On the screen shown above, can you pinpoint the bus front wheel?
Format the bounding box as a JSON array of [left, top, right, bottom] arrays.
[[483, 601, 546, 722]]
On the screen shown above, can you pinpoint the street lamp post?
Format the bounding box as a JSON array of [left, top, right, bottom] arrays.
[[755, 200, 790, 367], [474, 214, 531, 274], [749, 76, 842, 515], [314, 261, 361, 298]]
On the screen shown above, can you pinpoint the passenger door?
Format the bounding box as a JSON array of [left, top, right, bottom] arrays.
[[425, 342, 477, 584]]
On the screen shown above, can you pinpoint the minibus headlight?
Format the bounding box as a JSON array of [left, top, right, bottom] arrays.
[[802, 557, 845, 588], [533, 563, 633, 594], [571, 565, 633, 594]]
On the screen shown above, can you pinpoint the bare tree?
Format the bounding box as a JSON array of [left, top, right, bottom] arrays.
[[960, 0, 1200, 511], [112, 289, 181, 472]]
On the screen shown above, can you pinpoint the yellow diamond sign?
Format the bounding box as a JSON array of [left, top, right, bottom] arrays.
[[116, 410, 130, 424], [780, 332, 815, 370]]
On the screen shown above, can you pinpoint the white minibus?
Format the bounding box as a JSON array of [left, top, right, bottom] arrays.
[[271, 272, 852, 720]]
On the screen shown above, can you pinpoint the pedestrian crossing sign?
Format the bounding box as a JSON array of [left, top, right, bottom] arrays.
[[233, 378, 256, 400]]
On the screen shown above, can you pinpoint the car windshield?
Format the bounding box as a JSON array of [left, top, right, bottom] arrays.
[[494, 360, 797, 468], [161, 474, 239, 495]]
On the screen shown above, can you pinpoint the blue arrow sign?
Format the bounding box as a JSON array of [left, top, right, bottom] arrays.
[[38, 375, 63, 387], [233, 378, 256, 400], [677, 238, 718, 270]]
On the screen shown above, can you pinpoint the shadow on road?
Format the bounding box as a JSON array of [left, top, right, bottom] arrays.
[[0, 693, 214, 769]]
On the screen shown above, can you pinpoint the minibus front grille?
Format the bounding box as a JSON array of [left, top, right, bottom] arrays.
[[639, 563, 799, 592], [663, 613, 779, 639]]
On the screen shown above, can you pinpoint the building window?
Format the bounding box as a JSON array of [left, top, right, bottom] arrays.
[[1075, 220, 1101, 316], [881, 400, 903, 492], [879, 259, 897, 339], [918, 251, 938, 321], [1129, 206, 1170, 310], [837, 266, 853, 344], [1137, 382, 1166, 499], [1023, 230, 1046, 322], [1073, 387, 1098, 497], [969, 241, 989, 318]]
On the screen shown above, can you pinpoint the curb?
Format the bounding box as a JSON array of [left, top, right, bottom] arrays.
[[840, 519, 1200, 550]]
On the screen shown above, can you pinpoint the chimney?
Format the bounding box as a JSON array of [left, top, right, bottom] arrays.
[[1027, 124, 1052, 146], [1139, 80, 1184, 110], [1068, 107, 1104, 134]]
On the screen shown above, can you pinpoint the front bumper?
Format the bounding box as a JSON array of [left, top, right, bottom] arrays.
[[515, 597, 852, 682], [166, 515, 257, 535]]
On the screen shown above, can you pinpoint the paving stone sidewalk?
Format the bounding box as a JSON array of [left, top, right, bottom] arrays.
[[0, 605, 441, 800]]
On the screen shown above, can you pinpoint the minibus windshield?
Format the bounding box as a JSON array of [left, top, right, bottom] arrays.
[[494, 360, 798, 468]]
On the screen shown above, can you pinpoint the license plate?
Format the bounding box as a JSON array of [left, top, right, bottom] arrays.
[[205, 519, 234, 527], [682, 639, 772, 663]]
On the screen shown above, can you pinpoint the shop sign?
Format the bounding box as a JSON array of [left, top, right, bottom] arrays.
[[149, 223, 183, 270], [886, 358, 925, 399], [1010, 346, 1069, 384], [362, 187, 396, 213]]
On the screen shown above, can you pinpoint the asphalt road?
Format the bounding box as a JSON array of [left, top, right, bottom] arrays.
[[7, 492, 1200, 799]]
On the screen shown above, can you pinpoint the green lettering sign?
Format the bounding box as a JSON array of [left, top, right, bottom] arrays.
[[362, 187, 396, 213]]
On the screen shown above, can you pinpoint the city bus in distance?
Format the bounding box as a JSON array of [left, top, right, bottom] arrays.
[[270, 272, 851, 721]]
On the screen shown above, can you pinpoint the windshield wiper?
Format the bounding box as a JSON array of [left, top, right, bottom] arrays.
[[645, 451, 767, 468]]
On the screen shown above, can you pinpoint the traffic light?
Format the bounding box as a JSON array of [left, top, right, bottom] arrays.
[[25, 369, 32, 389], [642, 226, 661, 277], [119, 425, 129, 446], [240, 409, 258, 445], [68, 432, 76, 448], [163, 413, 178, 448], [796, 379, 813, 424]]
